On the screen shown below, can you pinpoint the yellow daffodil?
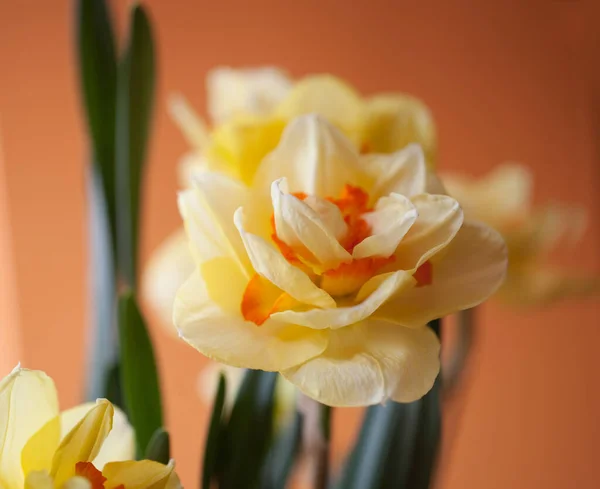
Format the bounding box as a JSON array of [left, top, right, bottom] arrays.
[[144, 67, 437, 330], [0, 366, 180, 489], [173, 115, 507, 407], [443, 164, 598, 305]]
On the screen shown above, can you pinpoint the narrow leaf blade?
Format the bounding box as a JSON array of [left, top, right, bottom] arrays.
[[118, 292, 163, 455], [202, 373, 227, 489], [145, 428, 170, 464]]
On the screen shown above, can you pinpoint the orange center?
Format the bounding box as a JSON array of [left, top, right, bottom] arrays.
[[241, 184, 432, 325], [75, 462, 124, 489]]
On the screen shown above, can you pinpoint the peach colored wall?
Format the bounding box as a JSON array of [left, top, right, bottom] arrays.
[[1, 1, 599, 488]]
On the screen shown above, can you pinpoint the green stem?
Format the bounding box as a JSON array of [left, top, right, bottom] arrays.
[[315, 403, 331, 489], [300, 396, 332, 489]]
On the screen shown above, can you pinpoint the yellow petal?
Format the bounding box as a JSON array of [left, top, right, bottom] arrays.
[[206, 114, 286, 184], [275, 74, 364, 141], [178, 173, 251, 274], [364, 321, 440, 403], [174, 271, 328, 371], [364, 144, 427, 201], [58, 403, 135, 470], [253, 114, 369, 199], [363, 94, 437, 167], [51, 400, 113, 486], [282, 325, 385, 407], [352, 193, 417, 259], [24, 471, 54, 489], [271, 178, 351, 269], [272, 271, 415, 330], [0, 367, 59, 489], [442, 164, 532, 228], [234, 207, 336, 308], [283, 320, 440, 406], [143, 229, 195, 332], [377, 220, 507, 327], [207, 67, 292, 123], [21, 416, 60, 476], [102, 460, 181, 489], [176, 152, 210, 188], [393, 194, 463, 270], [168, 94, 210, 151]]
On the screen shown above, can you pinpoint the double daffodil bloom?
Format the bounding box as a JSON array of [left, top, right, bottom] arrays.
[[144, 67, 437, 330], [174, 115, 507, 407], [443, 164, 598, 305], [0, 367, 180, 489]]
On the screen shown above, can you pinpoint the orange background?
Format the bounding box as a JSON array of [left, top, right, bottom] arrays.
[[1, 1, 599, 488]]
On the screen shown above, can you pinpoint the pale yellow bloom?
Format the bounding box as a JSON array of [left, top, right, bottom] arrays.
[[443, 164, 598, 305], [174, 115, 507, 407], [0, 367, 180, 489], [145, 68, 437, 330]]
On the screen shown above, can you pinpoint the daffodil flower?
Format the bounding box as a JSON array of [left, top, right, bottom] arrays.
[[443, 164, 598, 305], [144, 68, 437, 331], [173, 115, 507, 407], [0, 367, 180, 489]]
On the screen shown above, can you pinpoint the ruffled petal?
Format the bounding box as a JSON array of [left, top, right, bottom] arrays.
[[207, 67, 292, 123], [253, 115, 369, 199], [23, 471, 54, 489], [364, 144, 427, 200], [271, 271, 414, 330], [178, 172, 251, 274], [271, 178, 351, 269], [234, 207, 336, 308], [362, 94, 437, 167], [275, 75, 364, 141], [282, 325, 385, 407], [51, 400, 113, 486], [393, 194, 463, 270], [377, 220, 507, 327], [353, 193, 417, 259], [0, 367, 59, 489], [174, 271, 328, 371], [58, 403, 135, 470]]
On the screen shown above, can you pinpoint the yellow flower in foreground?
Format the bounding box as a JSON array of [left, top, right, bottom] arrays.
[[443, 164, 598, 306], [174, 115, 507, 407], [145, 68, 436, 329], [0, 366, 180, 489]]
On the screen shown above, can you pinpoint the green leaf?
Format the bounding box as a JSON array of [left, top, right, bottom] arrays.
[[220, 370, 278, 489], [202, 373, 227, 489], [75, 0, 118, 260], [145, 428, 170, 464], [260, 410, 303, 489], [118, 292, 163, 456], [115, 4, 156, 289]]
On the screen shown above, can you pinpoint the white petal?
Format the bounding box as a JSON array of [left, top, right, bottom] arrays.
[[253, 115, 368, 198], [59, 403, 135, 470], [234, 207, 335, 308], [178, 172, 251, 275], [271, 271, 414, 330], [377, 220, 507, 327], [393, 194, 463, 270], [174, 271, 328, 371], [207, 67, 292, 123], [0, 367, 59, 489], [365, 144, 427, 200], [271, 179, 351, 269], [353, 193, 418, 259]]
